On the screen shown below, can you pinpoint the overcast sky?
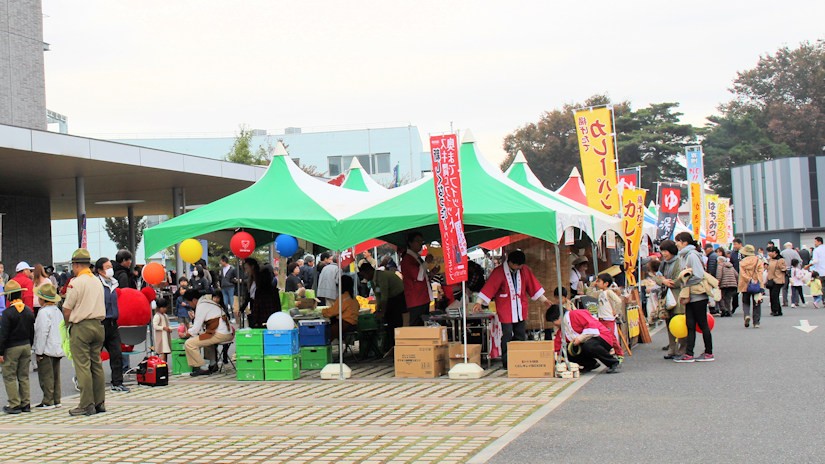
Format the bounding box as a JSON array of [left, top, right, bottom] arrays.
[[41, 1, 825, 164]]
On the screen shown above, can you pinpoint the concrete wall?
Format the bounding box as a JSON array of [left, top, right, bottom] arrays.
[[0, 0, 46, 130], [0, 193, 53, 268]]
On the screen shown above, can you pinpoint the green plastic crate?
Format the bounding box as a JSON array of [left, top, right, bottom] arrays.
[[171, 338, 186, 351], [237, 369, 265, 381], [358, 313, 378, 331], [236, 355, 264, 371], [236, 343, 264, 357], [171, 352, 189, 375], [300, 346, 332, 370], [235, 328, 265, 345], [264, 354, 301, 380]]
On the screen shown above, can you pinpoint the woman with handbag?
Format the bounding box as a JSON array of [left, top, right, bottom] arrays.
[[654, 240, 686, 360], [766, 246, 787, 316], [673, 232, 713, 363], [737, 245, 765, 328]]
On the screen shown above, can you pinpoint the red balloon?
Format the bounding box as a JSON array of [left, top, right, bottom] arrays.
[[142, 262, 165, 285], [231, 231, 256, 259], [115, 288, 152, 327], [101, 350, 110, 362], [696, 313, 715, 333]]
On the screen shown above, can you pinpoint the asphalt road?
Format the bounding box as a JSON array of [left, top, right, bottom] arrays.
[[488, 303, 825, 464]]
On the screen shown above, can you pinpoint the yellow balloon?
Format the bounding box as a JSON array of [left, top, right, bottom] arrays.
[[179, 239, 203, 264], [669, 314, 688, 339]]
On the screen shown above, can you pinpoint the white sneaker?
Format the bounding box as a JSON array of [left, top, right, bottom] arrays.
[[791, 304, 797, 308]]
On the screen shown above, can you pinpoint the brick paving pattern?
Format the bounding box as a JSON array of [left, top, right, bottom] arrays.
[[0, 362, 570, 463]]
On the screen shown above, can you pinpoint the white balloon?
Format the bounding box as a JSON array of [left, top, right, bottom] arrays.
[[266, 311, 295, 331]]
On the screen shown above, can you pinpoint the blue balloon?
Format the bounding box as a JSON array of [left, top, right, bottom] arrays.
[[275, 234, 299, 257]]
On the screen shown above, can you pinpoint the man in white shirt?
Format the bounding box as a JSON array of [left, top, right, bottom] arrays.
[[807, 237, 825, 277], [182, 289, 234, 376]]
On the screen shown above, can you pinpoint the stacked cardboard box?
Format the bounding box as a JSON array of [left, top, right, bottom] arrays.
[[507, 341, 555, 378], [394, 327, 448, 378], [298, 320, 332, 370], [447, 342, 482, 369]]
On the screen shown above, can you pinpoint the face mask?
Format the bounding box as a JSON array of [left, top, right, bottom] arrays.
[[192, 271, 198, 277], [105, 268, 115, 279]]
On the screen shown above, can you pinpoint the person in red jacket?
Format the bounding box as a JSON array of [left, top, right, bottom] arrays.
[[547, 304, 620, 373], [472, 250, 550, 369], [400, 231, 432, 326], [11, 262, 35, 309]]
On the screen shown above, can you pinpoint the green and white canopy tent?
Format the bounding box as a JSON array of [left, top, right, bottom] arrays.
[[340, 157, 387, 193], [143, 142, 394, 256], [504, 150, 622, 242], [337, 131, 594, 248]]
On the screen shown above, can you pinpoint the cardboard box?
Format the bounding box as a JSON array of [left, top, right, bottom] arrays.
[[447, 342, 482, 369], [394, 345, 448, 378], [507, 341, 554, 378], [394, 326, 448, 346]]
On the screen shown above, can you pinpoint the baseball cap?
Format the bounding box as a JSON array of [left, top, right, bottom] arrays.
[[15, 261, 33, 273]]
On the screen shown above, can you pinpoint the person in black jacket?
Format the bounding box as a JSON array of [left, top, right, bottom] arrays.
[[218, 255, 238, 316], [299, 255, 316, 291], [0, 280, 36, 414], [112, 249, 136, 289], [240, 258, 279, 328], [704, 244, 718, 277], [94, 258, 129, 393]]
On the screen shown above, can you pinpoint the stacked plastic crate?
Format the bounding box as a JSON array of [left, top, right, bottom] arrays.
[[263, 328, 301, 380], [298, 320, 332, 370], [170, 337, 188, 375], [235, 328, 265, 381]]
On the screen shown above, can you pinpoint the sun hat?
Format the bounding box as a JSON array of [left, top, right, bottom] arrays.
[[572, 256, 589, 266], [740, 245, 756, 257], [0, 280, 26, 296], [71, 248, 92, 264], [35, 283, 61, 304]]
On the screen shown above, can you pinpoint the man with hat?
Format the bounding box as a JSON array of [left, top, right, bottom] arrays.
[[0, 279, 35, 414], [570, 255, 589, 297], [32, 283, 65, 409], [62, 248, 106, 416], [11, 261, 35, 309]]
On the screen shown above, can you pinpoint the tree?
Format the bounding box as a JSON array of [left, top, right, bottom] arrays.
[[502, 96, 693, 193], [104, 216, 146, 252], [703, 39, 824, 197], [225, 125, 271, 165], [615, 102, 697, 192]]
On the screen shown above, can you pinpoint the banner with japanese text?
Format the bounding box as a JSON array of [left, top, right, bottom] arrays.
[[429, 134, 468, 285], [705, 194, 719, 243], [574, 107, 620, 215], [618, 167, 640, 189], [686, 146, 704, 240], [717, 197, 731, 245], [656, 184, 680, 242], [621, 186, 646, 285]]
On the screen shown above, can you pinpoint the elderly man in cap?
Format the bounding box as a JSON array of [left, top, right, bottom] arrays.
[[0, 280, 35, 413], [62, 248, 106, 416], [11, 261, 35, 309]]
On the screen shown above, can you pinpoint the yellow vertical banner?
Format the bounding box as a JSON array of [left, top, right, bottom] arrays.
[[574, 107, 620, 215], [621, 186, 646, 285], [705, 194, 719, 243], [689, 182, 702, 240], [717, 198, 730, 244]]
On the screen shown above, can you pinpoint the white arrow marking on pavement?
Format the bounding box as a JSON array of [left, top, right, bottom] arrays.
[[793, 320, 818, 333]]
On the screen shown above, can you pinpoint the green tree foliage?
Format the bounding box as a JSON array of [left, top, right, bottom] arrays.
[[502, 96, 693, 193], [703, 39, 825, 197], [225, 125, 271, 165], [104, 216, 146, 252]]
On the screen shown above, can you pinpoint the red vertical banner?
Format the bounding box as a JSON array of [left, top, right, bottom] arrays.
[[430, 134, 467, 285]]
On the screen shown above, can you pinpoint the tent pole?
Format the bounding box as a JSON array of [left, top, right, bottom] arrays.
[[592, 240, 599, 275], [337, 250, 344, 380], [462, 280, 468, 363]]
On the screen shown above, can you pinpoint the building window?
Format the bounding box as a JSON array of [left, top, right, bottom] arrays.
[[328, 153, 391, 175]]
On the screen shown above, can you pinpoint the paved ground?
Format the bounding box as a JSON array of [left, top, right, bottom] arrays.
[[0, 359, 571, 463], [487, 303, 825, 463]]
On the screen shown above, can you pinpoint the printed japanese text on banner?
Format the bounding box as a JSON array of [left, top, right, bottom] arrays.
[[689, 182, 702, 240], [574, 107, 620, 215], [717, 198, 731, 244], [622, 186, 646, 285], [705, 194, 719, 243], [429, 134, 467, 285], [656, 185, 680, 242], [618, 168, 640, 189]]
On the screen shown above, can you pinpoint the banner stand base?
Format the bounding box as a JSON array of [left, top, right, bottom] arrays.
[[448, 363, 484, 379], [320, 363, 352, 380]]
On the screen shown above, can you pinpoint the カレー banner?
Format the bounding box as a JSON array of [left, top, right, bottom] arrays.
[[429, 134, 467, 285], [574, 107, 620, 216], [621, 186, 646, 285]]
